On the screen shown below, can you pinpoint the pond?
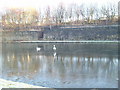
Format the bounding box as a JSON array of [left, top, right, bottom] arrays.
[[0, 43, 118, 88]]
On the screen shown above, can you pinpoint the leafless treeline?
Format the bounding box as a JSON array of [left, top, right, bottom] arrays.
[[38, 3, 118, 25], [1, 2, 118, 28]]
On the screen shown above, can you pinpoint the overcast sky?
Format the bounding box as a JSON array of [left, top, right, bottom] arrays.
[[0, 0, 119, 12]]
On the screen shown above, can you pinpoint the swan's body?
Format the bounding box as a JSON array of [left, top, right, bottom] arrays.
[[36, 47, 41, 51], [53, 45, 56, 51]]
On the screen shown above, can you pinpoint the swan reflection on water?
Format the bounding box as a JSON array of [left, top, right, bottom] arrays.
[[53, 52, 58, 60]]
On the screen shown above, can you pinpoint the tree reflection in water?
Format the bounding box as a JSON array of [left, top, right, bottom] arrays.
[[1, 43, 118, 88]]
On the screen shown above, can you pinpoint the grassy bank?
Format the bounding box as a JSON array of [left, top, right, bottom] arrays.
[[1, 24, 118, 41]]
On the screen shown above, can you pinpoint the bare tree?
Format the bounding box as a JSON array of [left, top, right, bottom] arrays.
[[66, 5, 74, 24], [101, 5, 111, 23], [38, 8, 42, 25], [79, 5, 85, 24], [85, 8, 91, 24], [74, 5, 81, 23], [109, 3, 117, 22], [56, 3, 66, 24], [89, 6, 95, 24], [52, 9, 59, 25], [44, 6, 51, 25], [2, 8, 39, 30], [94, 8, 102, 25]]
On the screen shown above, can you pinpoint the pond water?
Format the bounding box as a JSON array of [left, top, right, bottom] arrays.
[[0, 43, 118, 88]]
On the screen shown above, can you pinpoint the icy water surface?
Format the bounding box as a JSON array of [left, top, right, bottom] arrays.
[[0, 43, 118, 88]]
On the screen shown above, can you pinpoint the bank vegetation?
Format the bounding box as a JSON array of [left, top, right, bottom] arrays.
[[0, 2, 118, 30]]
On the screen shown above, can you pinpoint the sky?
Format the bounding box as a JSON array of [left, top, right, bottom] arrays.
[[0, 0, 119, 12]]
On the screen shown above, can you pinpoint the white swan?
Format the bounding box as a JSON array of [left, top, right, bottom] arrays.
[[53, 45, 56, 51], [36, 47, 41, 52]]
